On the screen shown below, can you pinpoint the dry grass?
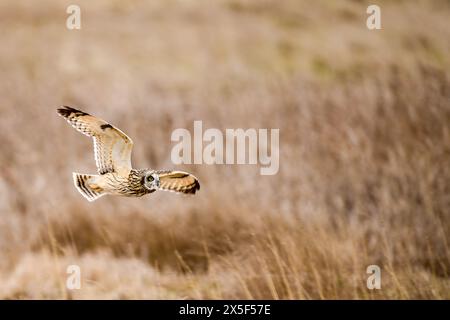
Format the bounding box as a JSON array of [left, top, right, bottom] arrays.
[[0, 0, 449, 299]]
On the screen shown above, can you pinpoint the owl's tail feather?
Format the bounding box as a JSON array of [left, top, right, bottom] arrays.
[[73, 173, 105, 202]]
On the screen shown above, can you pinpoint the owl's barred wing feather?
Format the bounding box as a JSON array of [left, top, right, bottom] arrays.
[[157, 170, 200, 195], [57, 106, 134, 176]]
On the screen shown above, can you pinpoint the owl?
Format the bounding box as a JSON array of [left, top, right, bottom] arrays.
[[57, 106, 200, 201]]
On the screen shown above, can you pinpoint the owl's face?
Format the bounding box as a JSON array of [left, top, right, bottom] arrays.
[[143, 171, 160, 190]]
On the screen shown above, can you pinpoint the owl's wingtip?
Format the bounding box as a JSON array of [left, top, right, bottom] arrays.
[[57, 106, 89, 118], [57, 106, 73, 117], [188, 179, 200, 194], [195, 179, 200, 192]]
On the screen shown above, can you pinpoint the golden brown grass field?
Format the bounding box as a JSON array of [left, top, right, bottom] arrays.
[[0, 0, 449, 299]]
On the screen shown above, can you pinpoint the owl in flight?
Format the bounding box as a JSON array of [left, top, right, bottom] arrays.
[[57, 106, 200, 202]]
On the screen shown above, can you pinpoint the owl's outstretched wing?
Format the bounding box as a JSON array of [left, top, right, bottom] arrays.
[[57, 106, 134, 176], [157, 171, 200, 195]]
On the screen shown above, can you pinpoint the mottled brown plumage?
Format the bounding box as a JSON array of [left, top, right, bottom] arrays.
[[57, 106, 200, 201]]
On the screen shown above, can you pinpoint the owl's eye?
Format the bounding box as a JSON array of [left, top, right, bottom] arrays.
[[147, 175, 154, 182]]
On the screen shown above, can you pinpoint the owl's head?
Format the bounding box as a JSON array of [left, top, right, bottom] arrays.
[[143, 170, 160, 190]]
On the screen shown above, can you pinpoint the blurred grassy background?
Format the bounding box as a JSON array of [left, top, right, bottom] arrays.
[[0, 0, 449, 299]]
